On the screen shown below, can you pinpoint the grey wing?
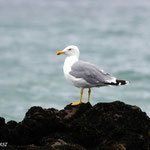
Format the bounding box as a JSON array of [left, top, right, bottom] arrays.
[[69, 61, 116, 86]]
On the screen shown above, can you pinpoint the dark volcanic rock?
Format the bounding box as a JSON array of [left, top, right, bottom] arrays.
[[0, 101, 150, 150]]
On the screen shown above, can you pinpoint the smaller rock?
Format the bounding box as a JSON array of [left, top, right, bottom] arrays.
[[51, 139, 67, 148], [50, 139, 85, 150]]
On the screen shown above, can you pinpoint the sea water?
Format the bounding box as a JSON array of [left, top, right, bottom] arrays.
[[0, 0, 150, 121]]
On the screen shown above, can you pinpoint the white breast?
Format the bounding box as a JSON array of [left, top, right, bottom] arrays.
[[63, 56, 78, 76]]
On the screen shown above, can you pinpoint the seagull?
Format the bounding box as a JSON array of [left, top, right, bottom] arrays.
[[56, 45, 128, 105]]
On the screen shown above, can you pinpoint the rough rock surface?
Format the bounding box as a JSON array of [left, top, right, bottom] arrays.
[[0, 101, 150, 150]]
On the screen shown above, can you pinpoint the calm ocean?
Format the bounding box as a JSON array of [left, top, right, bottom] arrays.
[[0, 0, 150, 121]]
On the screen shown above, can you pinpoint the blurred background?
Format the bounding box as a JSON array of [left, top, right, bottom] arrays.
[[0, 0, 150, 121]]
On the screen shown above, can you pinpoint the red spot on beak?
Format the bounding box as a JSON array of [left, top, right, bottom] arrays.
[[56, 51, 64, 55]]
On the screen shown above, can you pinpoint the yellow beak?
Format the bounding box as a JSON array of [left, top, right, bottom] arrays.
[[56, 50, 65, 55]]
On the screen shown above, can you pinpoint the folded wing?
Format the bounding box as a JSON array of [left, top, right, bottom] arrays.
[[70, 61, 117, 86]]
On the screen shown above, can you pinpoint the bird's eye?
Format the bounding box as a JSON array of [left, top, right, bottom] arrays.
[[68, 48, 71, 51]]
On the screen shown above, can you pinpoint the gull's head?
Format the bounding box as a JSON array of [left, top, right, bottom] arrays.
[[56, 45, 80, 58]]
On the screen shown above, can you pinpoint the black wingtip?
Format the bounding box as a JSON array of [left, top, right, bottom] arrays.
[[116, 80, 129, 85], [105, 80, 129, 86]]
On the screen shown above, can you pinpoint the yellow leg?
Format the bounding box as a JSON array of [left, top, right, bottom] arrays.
[[85, 88, 91, 104], [72, 89, 83, 105]]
